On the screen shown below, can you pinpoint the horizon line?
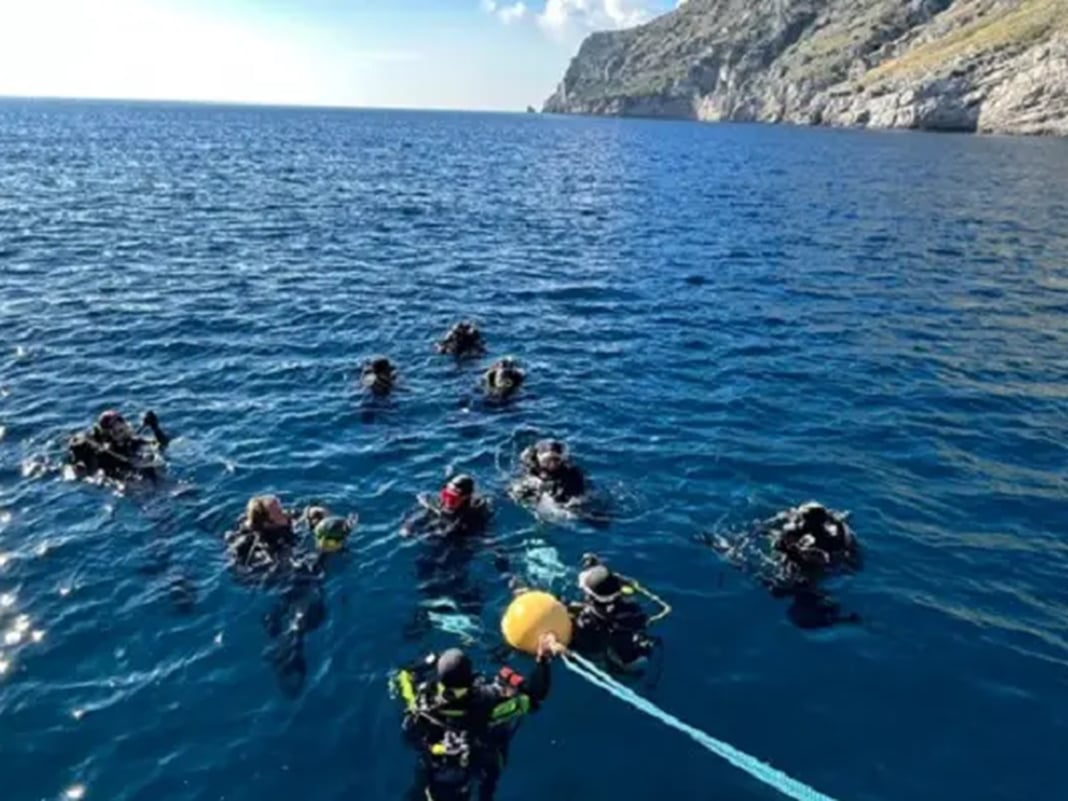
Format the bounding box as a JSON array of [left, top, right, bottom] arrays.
[[0, 92, 545, 116]]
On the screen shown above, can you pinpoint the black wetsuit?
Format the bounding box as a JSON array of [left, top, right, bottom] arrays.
[[569, 596, 654, 670], [226, 515, 332, 694], [226, 520, 298, 574], [438, 325, 485, 358], [519, 450, 586, 504], [68, 425, 166, 481], [485, 367, 523, 400], [700, 506, 862, 629], [396, 658, 551, 801], [772, 510, 861, 584], [361, 364, 395, 396], [405, 497, 491, 541], [403, 497, 506, 640]]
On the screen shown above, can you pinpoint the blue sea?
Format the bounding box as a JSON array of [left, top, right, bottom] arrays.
[[2, 99, 1068, 801]]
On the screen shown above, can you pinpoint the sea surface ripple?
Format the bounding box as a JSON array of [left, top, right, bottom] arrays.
[[1, 100, 1068, 801]]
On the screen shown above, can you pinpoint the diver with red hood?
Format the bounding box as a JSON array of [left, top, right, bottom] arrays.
[[402, 474, 491, 540], [400, 474, 502, 641]]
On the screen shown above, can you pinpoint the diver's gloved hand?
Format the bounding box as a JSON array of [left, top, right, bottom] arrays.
[[141, 410, 160, 429], [580, 553, 602, 569], [537, 633, 566, 660]]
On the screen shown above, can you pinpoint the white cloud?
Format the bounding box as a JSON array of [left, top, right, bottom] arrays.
[[500, 2, 529, 24], [539, 0, 650, 32], [482, 0, 650, 35], [482, 0, 530, 25]]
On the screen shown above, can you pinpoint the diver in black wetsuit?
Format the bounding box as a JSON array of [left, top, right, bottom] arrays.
[[483, 358, 524, 401], [402, 475, 491, 541], [565, 555, 669, 673], [515, 440, 586, 505], [770, 502, 861, 580], [227, 497, 356, 695], [68, 409, 171, 482], [225, 495, 299, 574], [700, 502, 862, 629], [401, 475, 506, 640], [392, 640, 561, 801], [360, 356, 397, 396], [436, 321, 486, 358]]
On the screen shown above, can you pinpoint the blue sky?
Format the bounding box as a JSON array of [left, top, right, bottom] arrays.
[[0, 0, 679, 110]]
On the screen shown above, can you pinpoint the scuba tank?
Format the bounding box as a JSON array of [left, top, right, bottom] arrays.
[[425, 729, 473, 801]]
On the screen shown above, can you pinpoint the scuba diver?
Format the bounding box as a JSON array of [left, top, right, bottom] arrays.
[[514, 439, 586, 506], [227, 497, 356, 695], [360, 356, 397, 396], [700, 501, 862, 629], [401, 475, 507, 641], [436, 321, 486, 359], [769, 502, 861, 580], [402, 475, 491, 541], [226, 497, 357, 575], [225, 495, 299, 574], [483, 358, 524, 401], [68, 409, 171, 482], [392, 638, 562, 801], [565, 554, 671, 674], [305, 508, 356, 556]]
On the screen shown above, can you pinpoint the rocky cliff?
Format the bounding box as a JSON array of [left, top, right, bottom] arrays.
[[543, 0, 1068, 135]]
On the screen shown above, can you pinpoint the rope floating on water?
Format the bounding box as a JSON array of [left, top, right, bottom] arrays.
[[563, 652, 840, 801]]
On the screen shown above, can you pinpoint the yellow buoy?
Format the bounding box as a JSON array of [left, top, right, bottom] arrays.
[[501, 591, 573, 655]]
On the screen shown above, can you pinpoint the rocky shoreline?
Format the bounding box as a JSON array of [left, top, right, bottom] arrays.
[[543, 0, 1068, 136]]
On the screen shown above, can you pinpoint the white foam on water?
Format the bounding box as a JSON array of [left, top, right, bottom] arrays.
[[426, 609, 482, 641], [563, 653, 840, 801], [533, 494, 577, 523], [521, 541, 569, 587]]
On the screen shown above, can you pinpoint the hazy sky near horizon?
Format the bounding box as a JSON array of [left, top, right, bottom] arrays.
[[0, 0, 678, 110]]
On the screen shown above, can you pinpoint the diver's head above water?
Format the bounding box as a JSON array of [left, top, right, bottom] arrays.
[[785, 502, 854, 548], [361, 356, 397, 394], [534, 439, 567, 473], [97, 409, 135, 445], [578, 564, 625, 604], [436, 648, 475, 694], [486, 357, 524, 396], [440, 474, 476, 514], [246, 494, 290, 532], [314, 515, 354, 553], [436, 321, 485, 357]]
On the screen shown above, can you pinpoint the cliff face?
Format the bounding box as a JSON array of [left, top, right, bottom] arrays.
[[543, 0, 1068, 135]]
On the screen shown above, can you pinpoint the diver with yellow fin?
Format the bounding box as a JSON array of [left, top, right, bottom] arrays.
[[392, 637, 561, 801]]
